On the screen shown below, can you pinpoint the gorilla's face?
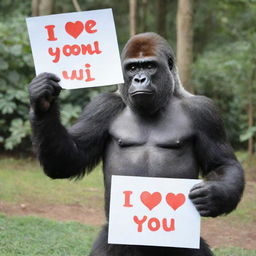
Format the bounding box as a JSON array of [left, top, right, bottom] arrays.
[[119, 33, 175, 115]]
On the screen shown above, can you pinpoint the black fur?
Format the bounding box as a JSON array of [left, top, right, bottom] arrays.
[[183, 96, 244, 217], [30, 92, 124, 179], [28, 32, 244, 256]]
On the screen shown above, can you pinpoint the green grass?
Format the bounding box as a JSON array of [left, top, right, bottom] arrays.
[[227, 181, 256, 224], [0, 214, 97, 256], [0, 155, 255, 255], [213, 247, 256, 256], [0, 157, 104, 209], [0, 214, 254, 256]]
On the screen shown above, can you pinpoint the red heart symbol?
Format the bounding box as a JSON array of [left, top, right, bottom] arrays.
[[65, 21, 84, 39], [166, 193, 186, 210], [140, 191, 162, 210]]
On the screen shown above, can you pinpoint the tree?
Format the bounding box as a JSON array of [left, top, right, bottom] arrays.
[[32, 0, 54, 16], [129, 0, 137, 36], [141, 0, 148, 32], [72, 0, 81, 12], [156, 0, 167, 38], [176, 0, 194, 93]]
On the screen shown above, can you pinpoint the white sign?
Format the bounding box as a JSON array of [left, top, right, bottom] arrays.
[[108, 175, 201, 249], [26, 9, 124, 89]]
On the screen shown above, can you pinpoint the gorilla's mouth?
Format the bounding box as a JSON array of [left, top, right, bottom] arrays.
[[129, 90, 154, 96]]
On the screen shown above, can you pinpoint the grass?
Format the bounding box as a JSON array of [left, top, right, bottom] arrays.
[[0, 214, 97, 256], [0, 155, 255, 255], [213, 248, 256, 256], [0, 157, 104, 209], [0, 156, 255, 225], [0, 214, 255, 256]]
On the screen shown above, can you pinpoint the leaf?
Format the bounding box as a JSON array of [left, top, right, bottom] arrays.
[[0, 57, 8, 70], [0, 99, 16, 114], [240, 127, 256, 142], [4, 119, 31, 150], [9, 44, 22, 56], [61, 104, 81, 126], [7, 71, 20, 84]]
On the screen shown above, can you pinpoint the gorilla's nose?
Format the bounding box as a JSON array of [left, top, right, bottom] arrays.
[[132, 74, 149, 87]]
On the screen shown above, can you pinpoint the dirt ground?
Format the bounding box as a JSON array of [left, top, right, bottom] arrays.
[[0, 200, 255, 250]]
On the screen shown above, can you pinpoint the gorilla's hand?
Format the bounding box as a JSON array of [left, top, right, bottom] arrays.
[[189, 181, 226, 217], [29, 72, 61, 113]]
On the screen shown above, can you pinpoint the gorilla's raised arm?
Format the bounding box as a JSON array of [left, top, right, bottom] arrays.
[[29, 73, 124, 179], [185, 96, 245, 217]]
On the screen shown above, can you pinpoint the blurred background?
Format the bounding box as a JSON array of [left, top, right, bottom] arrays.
[[0, 0, 256, 154], [0, 1, 255, 255]]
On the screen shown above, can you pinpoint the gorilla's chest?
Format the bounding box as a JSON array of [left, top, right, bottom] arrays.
[[109, 106, 193, 148], [106, 105, 197, 179], [103, 102, 199, 223]]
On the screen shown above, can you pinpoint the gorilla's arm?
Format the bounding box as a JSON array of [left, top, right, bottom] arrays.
[[29, 73, 124, 179], [186, 96, 245, 217]]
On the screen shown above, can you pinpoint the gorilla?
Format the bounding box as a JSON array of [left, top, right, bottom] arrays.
[[29, 32, 244, 256]]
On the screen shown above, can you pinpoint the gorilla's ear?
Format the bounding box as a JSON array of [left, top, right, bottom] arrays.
[[168, 56, 174, 71]]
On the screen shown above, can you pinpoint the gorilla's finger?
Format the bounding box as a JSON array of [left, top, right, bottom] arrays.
[[189, 188, 208, 199], [190, 197, 208, 205], [48, 80, 62, 96], [31, 83, 54, 97], [37, 72, 60, 82], [199, 210, 211, 217], [46, 72, 61, 82], [190, 182, 204, 191], [194, 204, 207, 211]]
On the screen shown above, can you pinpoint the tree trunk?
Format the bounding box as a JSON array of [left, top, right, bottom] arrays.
[[32, 0, 54, 16], [176, 0, 194, 93], [248, 99, 254, 155], [32, 0, 39, 16], [129, 0, 137, 36], [141, 0, 148, 32], [247, 66, 256, 155], [157, 0, 167, 38], [72, 0, 82, 12]]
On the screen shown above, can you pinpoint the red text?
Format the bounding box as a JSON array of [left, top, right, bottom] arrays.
[[133, 216, 175, 232], [48, 41, 102, 63], [123, 191, 133, 207], [62, 64, 95, 82]]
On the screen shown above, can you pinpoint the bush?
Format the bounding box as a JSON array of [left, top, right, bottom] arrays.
[[0, 16, 33, 151], [193, 38, 256, 149]]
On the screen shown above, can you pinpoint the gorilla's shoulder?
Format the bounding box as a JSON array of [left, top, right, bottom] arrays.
[[90, 92, 123, 106], [80, 92, 125, 121], [180, 95, 225, 135], [85, 92, 124, 110], [181, 95, 220, 116]]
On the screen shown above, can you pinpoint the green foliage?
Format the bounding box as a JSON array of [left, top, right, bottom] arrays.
[[193, 0, 256, 150], [193, 37, 256, 148], [4, 119, 31, 150], [240, 127, 256, 142], [0, 0, 256, 152], [0, 15, 33, 151]]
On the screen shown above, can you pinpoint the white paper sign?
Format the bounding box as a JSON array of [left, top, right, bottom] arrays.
[[26, 9, 124, 89], [108, 175, 201, 249]]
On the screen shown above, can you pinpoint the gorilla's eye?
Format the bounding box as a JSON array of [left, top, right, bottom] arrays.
[[145, 62, 157, 70], [126, 64, 138, 72]]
